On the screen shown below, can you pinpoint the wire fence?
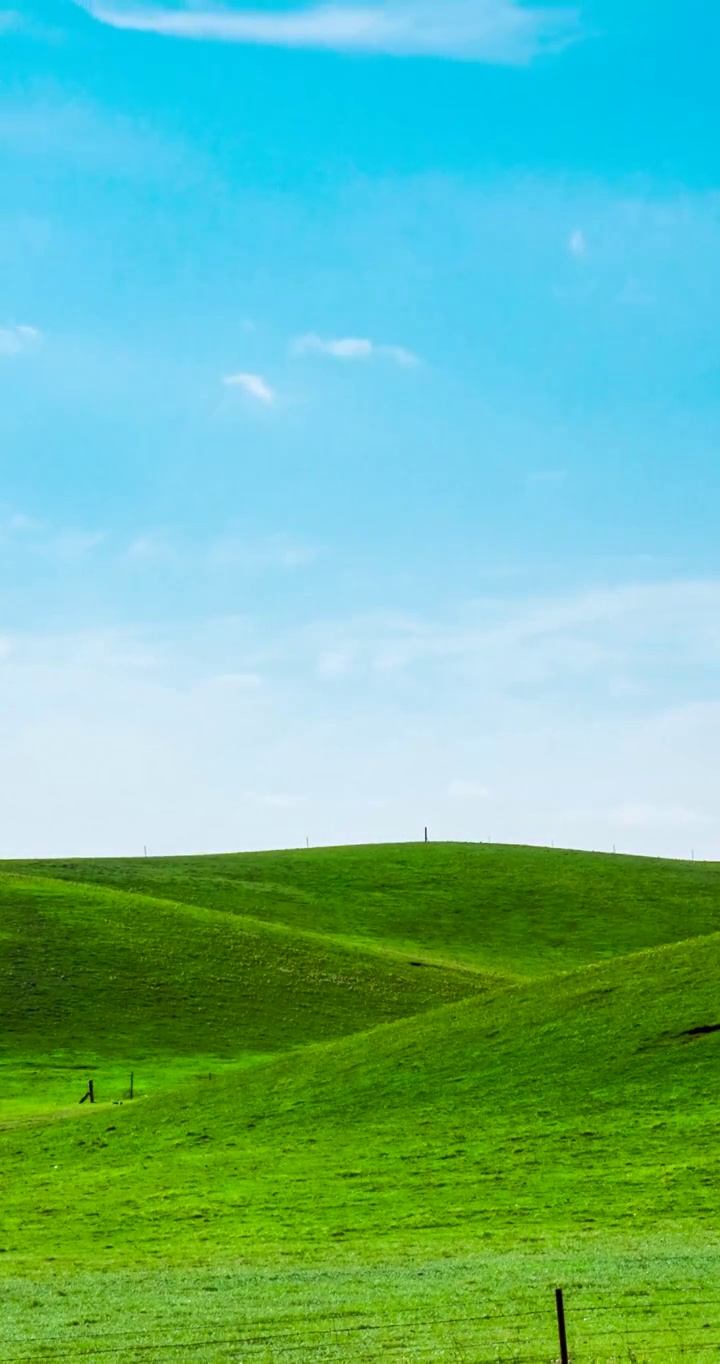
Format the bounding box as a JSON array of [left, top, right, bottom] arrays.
[[5, 1284, 720, 1363]]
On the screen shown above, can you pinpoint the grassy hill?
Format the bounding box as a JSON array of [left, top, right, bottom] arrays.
[[8, 840, 720, 974], [3, 842, 720, 1360], [0, 870, 488, 1118], [6, 923, 720, 1265]]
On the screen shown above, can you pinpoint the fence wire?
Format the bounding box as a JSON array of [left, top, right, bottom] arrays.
[[3, 1286, 720, 1361]]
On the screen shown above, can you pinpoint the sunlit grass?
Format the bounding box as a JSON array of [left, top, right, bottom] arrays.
[[2, 842, 720, 1359]]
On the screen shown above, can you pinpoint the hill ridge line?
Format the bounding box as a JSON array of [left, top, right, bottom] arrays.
[[0, 869, 515, 984], [207, 919, 720, 1087], [97, 919, 720, 1126]]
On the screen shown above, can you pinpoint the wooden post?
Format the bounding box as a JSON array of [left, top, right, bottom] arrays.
[[424, 827, 428, 844], [88, 1079, 95, 1104], [555, 1288, 569, 1364]]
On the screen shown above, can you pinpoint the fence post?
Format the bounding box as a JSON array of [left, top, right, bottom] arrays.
[[555, 1288, 569, 1364]]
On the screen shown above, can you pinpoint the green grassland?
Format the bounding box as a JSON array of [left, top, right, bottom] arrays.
[[2, 842, 720, 1360], [0, 871, 487, 1116], [10, 840, 720, 973]]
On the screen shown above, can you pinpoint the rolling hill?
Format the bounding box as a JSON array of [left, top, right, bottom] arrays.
[[8, 840, 720, 973], [2, 842, 720, 1360], [0, 869, 489, 1118]]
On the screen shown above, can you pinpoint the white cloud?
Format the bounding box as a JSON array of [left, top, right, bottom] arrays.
[[0, 514, 109, 561], [7, 511, 38, 530], [0, 510, 40, 541], [616, 278, 655, 308], [209, 533, 318, 570], [247, 792, 305, 809], [568, 228, 587, 257], [612, 802, 705, 830], [223, 372, 275, 404], [126, 533, 176, 563], [0, 94, 200, 183], [4, 579, 720, 858], [205, 672, 262, 692], [0, 323, 42, 356], [51, 530, 106, 561], [317, 648, 355, 678], [295, 580, 720, 706], [448, 780, 491, 800], [82, 0, 581, 63], [295, 335, 373, 360], [293, 332, 419, 366]]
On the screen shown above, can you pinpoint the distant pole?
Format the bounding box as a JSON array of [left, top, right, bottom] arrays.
[[306, 837, 309, 849], [424, 827, 428, 844], [144, 846, 147, 858], [613, 845, 616, 855], [555, 1289, 569, 1364]]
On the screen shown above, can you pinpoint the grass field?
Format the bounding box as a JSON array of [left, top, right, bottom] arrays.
[[2, 842, 720, 1360]]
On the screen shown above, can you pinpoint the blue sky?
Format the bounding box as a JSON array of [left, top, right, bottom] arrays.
[[1, 0, 719, 857]]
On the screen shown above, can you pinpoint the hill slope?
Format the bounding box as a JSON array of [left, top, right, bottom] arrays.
[[0, 872, 489, 1117], [4, 926, 720, 1269], [8, 841, 720, 975], [4, 843, 720, 1359]]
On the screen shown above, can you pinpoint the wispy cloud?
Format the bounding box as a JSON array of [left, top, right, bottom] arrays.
[[209, 533, 318, 570], [611, 802, 706, 831], [293, 332, 419, 366], [126, 533, 176, 563], [568, 227, 587, 257], [246, 791, 305, 809], [448, 779, 490, 800], [290, 580, 720, 696], [0, 91, 200, 182], [0, 324, 42, 356], [0, 510, 40, 540], [0, 512, 106, 561], [223, 372, 276, 404], [82, 0, 581, 64], [51, 530, 106, 561], [3, 578, 720, 858]]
